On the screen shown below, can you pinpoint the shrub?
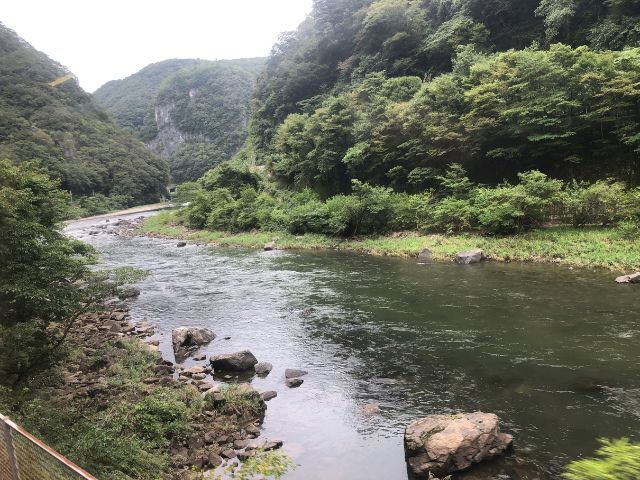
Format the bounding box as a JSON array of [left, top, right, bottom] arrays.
[[563, 180, 632, 226], [232, 449, 295, 479], [132, 388, 191, 445], [390, 192, 434, 231], [199, 164, 261, 192], [204, 384, 265, 419], [430, 197, 475, 233], [564, 438, 640, 480], [172, 182, 202, 204], [76, 194, 134, 216], [616, 218, 640, 240], [287, 198, 331, 234], [474, 171, 563, 234]]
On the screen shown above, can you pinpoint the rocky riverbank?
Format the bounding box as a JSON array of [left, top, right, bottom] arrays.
[[137, 210, 640, 272], [28, 295, 287, 479]]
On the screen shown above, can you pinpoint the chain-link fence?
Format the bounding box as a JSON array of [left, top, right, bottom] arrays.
[[0, 414, 96, 480]]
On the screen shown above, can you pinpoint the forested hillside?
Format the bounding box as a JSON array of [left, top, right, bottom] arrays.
[[0, 23, 168, 204], [251, 0, 640, 194], [95, 58, 265, 183]]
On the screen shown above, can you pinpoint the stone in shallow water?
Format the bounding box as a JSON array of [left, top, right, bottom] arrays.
[[285, 368, 308, 379], [254, 362, 273, 375], [210, 350, 258, 372], [171, 327, 216, 361], [404, 411, 513, 477], [261, 390, 277, 401], [286, 377, 304, 388], [455, 248, 485, 265], [615, 272, 640, 284]]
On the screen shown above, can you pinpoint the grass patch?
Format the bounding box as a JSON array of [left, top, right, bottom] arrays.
[[1, 338, 203, 480], [143, 211, 640, 272], [204, 384, 266, 420]]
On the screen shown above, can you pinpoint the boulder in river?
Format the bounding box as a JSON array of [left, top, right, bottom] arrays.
[[118, 286, 141, 299], [285, 368, 308, 379], [210, 350, 258, 372], [264, 241, 277, 251], [286, 377, 304, 388], [615, 272, 640, 284], [261, 391, 278, 401], [455, 248, 485, 265], [404, 412, 513, 478], [418, 248, 432, 263], [255, 362, 273, 375], [171, 327, 216, 361], [177, 241, 187, 248]]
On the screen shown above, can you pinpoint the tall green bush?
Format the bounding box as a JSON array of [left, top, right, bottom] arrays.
[[565, 438, 640, 480]]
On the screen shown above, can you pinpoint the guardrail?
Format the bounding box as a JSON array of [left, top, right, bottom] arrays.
[[0, 414, 96, 480]]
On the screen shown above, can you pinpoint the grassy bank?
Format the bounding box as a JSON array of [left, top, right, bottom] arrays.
[[141, 211, 640, 272]]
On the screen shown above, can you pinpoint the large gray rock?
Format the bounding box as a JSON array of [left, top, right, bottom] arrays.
[[615, 272, 640, 284], [171, 327, 216, 360], [264, 241, 277, 251], [455, 248, 485, 265], [210, 350, 258, 372], [404, 412, 513, 477]]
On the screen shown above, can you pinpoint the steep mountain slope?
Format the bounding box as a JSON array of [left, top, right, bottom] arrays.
[[0, 23, 168, 203], [250, 0, 640, 193], [252, 0, 640, 153], [95, 58, 265, 182]]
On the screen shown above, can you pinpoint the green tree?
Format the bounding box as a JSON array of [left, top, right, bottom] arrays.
[[0, 161, 93, 384]]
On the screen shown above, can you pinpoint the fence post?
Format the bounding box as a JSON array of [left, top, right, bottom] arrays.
[[1, 415, 19, 480]]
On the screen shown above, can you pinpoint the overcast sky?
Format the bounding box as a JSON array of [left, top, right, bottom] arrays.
[[2, 0, 312, 92]]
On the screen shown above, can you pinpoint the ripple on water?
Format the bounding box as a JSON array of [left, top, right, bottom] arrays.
[[66, 214, 640, 480]]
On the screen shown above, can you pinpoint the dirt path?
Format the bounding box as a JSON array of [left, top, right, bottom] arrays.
[[65, 202, 176, 224]]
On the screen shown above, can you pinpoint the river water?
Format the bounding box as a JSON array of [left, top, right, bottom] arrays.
[[65, 213, 640, 480]]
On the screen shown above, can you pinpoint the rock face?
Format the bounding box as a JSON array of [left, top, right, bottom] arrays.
[[404, 412, 513, 477], [455, 249, 485, 265], [172, 327, 216, 360], [210, 351, 258, 372], [615, 272, 640, 284]]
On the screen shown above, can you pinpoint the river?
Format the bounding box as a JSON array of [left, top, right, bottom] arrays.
[[65, 213, 640, 480]]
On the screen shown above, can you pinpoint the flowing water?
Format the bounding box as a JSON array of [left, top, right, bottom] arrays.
[[66, 213, 640, 480]]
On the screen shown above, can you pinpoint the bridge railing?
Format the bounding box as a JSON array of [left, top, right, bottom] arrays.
[[0, 414, 96, 480]]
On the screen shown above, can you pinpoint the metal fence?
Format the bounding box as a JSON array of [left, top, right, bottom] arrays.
[[0, 414, 96, 480]]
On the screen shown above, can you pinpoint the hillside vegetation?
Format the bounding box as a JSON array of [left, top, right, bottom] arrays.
[[157, 0, 640, 274], [251, 0, 640, 192], [95, 58, 265, 182], [0, 23, 168, 204]]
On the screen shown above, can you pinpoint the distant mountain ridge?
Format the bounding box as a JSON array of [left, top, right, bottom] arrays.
[[0, 23, 169, 203], [94, 57, 265, 182]]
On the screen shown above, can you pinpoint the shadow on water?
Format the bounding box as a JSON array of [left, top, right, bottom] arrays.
[[66, 214, 640, 480]]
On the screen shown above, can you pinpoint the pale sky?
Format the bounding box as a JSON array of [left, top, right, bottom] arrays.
[[2, 0, 313, 92]]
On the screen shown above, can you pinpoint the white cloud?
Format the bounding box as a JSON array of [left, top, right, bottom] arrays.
[[2, 0, 312, 92]]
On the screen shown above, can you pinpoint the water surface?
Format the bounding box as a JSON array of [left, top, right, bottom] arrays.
[[66, 214, 640, 480]]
